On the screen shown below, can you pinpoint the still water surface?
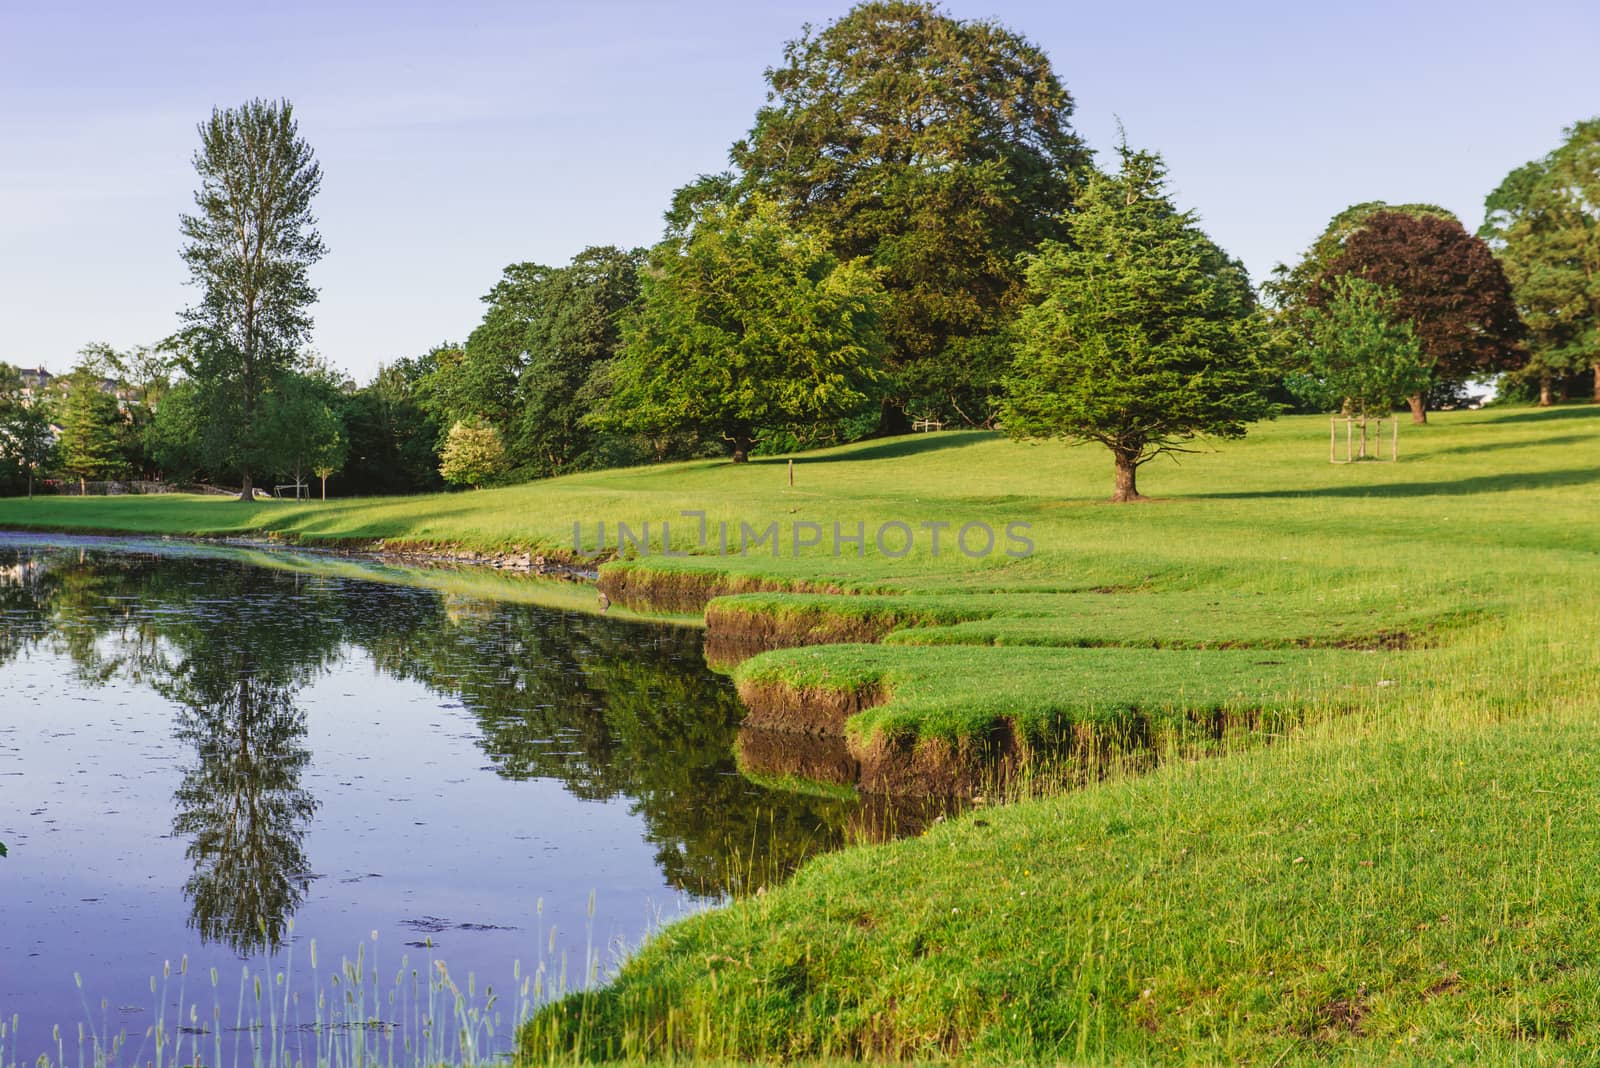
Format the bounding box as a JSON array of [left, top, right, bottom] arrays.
[[0, 535, 870, 1056]]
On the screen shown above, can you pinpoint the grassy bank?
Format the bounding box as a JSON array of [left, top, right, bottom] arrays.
[[4, 406, 1600, 1060], [529, 614, 1600, 1063]]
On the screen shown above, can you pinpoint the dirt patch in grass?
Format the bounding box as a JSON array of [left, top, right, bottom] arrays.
[[1293, 992, 1371, 1042]]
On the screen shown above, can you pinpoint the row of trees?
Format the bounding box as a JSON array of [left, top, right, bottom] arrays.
[[10, 3, 1594, 501], [1266, 115, 1600, 422], [403, 1, 1093, 481], [0, 348, 445, 498], [396, 2, 1595, 499]]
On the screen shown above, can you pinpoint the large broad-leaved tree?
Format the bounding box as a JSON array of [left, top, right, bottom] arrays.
[[261, 368, 347, 498], [1311, 212, 1523, 423], [438, 420, 509, 490], [1266, 201, 1458, 312], [1481, 117, 1600, 405], [179, 98, 326, 500], [720, 0, 1090, 429], [1001, 146, 1272, 502], [599, 199, 884, 463]]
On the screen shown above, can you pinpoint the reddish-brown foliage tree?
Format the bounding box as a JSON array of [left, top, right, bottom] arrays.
[[1313, 211, 1524, 422]]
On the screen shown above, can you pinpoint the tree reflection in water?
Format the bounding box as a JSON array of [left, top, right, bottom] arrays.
[[0, 539, 896, 953], [169, 671, 316, 951]]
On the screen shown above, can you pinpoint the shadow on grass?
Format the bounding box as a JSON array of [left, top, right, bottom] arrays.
[[1469, 404, 1600, 426], [1429, 432, 1597, 456], [1198, 465, 1600, 500], [792, 431, 994, 464]]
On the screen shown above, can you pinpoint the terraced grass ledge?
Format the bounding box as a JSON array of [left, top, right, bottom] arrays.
[[706, 589, 1479, 668], [732, 643, 1392, 795], [596, 559, 872, 615], [704, 592, 989, 667]]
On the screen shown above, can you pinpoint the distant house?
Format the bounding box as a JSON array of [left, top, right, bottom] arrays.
[[17, 366, 52, 402], [15, 365, 131, 406]]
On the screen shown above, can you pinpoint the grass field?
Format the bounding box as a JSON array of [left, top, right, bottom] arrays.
[[3, 406, 1599, 1062]]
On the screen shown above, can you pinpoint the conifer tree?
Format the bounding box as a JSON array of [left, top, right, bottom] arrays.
[[1002, 146, 1272, 501], [58, 363, 125, 493]]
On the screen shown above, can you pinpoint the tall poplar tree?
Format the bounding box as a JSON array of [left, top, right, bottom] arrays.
[[178, 98, 326, 500]]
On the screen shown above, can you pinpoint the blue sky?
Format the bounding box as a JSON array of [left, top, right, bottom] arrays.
[[3, 0, 1597, 382]]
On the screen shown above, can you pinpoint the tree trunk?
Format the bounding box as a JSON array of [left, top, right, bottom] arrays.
[[1593, 362, 1600, 404], [730, 435, 753, 464], [26, 470, 33, 500], [79, 476, 86, 495], [238, 471, 253, 502], [1539, 373, 1554, 407], [1407, 394, 1427, 425], [875, 397, 911, 437], [320, 475, 327, 501], [1111, 450, 1144, 503]]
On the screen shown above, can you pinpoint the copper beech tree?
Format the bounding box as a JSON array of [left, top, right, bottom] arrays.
[[1311, 212, 1523, 423]]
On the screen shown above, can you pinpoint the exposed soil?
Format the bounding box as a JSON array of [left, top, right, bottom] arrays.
[[736, 725, 859, 788], [596, 566, 850, 615], [853, 721, 1023, 797], [735, 673, 1017, 795], [704, 602, 904, 663], [735, 678, 886, 735]]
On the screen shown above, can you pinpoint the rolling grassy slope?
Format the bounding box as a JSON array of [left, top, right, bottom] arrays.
[[5, 406, 1600, 1061]]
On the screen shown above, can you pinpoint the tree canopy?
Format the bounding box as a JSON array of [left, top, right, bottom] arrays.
[[1266, 201, 1459, 311], [1481, 117, 1600, 404], [1001, 147, 1272, 501], [599, 200, 885, 462], [338, 358, 444, 496], [1293, 277, 1428, 419], [1305, 211, 1523, 421], [0, 365, 54, 498], [260, 368, 346, 496], [439, 419, 510, 489], [416, 248, 644, 479], [57, 360, 126, 491], [724, 0, 1091, 428]]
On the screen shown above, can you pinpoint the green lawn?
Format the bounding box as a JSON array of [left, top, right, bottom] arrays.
[[4, 406, 1600, 1062]]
